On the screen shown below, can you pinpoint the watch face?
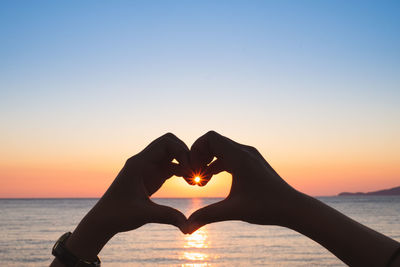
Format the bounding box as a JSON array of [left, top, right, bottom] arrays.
[[77, 259, 101, 267], [52, 241, 61, 255], [52, 232, 71, 255]]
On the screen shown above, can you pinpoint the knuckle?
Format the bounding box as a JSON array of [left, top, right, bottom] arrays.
[[156, 133, 176, 147], [126, 155, 136, 164], [125, 155, 140, 167], [163, 132, 176, 139], [206, 130, 218, 137], [206, 130, 221, 142], [247, 145, 259, 154]]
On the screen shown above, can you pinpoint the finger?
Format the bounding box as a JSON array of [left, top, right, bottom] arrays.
[[187, 199, 235, 233], [197, 158, 228, 186], [190, 131, 239, 173], [146, 202, 189, 234], [163, 135, 191, 170], [166, 162, 188, 178], [144, 133, 191, 172], [204, 158, 225, 176]]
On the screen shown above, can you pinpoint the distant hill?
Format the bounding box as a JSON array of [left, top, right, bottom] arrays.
[[338, 186, 400, 196]]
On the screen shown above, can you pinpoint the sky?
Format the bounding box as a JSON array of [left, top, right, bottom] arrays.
[[1, 0, 399, 198]]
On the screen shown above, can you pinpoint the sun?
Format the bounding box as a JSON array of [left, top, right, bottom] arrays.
[[190, 171, 204, 185]]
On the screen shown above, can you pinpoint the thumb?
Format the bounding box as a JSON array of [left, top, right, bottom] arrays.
[[187, 199, 234, 234], [146, 202, 188, 234]]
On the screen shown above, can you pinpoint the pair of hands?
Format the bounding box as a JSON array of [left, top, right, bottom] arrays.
[[55, 131, 400, 267], [92, 131, 298, 236]]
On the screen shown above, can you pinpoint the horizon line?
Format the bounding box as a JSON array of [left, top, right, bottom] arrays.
[[0, 195, 339, 200]]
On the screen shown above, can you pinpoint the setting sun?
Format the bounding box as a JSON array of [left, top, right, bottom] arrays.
[[194, 176, 201, 184]]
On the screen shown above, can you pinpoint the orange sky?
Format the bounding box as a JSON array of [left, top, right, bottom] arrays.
[[1, 135, 398, 198]]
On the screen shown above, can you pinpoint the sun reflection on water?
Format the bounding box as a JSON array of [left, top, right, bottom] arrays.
[[181, 263, 210, 267], [183, 251, 208, 261], [181, 199, 210, 265], [182, 227, 209, 263], [184, 228, 208, 248]]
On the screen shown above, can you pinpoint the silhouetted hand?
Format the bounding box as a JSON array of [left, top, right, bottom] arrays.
[[187, 131, 298, 233], [186, 131, 400, 267], [92, 132, 191, 234], [51, 133, 191, 265]]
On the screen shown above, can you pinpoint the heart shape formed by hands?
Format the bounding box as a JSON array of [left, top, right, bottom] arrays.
[[91, 131, 297, 239]]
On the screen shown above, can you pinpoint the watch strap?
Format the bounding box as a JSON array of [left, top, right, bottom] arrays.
[[52, 232, 101, 267]]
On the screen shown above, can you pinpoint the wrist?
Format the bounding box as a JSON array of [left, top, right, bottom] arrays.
[[52, 232, 101, 267], [64, 206, 115, 261], [277, 189, 312, 228]]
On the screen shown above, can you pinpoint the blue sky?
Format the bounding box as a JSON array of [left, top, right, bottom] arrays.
[[1, 1, 399, 196]]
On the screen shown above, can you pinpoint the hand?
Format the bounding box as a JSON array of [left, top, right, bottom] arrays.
[[92, 132, 191, 235], [187, 131, 299, 233], [54, 133, 191, 264], [186, 131, 400, 267]]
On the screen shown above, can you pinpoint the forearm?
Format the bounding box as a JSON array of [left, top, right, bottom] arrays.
[[284, 192, 400, 267], [50, 204, 115, 267]]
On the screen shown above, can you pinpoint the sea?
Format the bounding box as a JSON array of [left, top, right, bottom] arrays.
[[0, 196, 399, 266]]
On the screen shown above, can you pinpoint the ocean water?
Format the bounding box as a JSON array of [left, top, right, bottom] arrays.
[[0, 197, 399, 266]]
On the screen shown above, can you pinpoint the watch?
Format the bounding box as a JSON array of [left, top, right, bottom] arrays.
[[52, 232, 101, 267]]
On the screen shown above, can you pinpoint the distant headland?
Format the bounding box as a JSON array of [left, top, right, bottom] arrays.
[[338, 186, 400, 196]]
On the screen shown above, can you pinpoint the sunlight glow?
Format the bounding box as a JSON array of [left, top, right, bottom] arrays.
[[182, 204, 210, 263], [183, 252, 208, 261], [181, 263, 210, 267], [184, 228, 209, 249], [190, 171, 205, 186]]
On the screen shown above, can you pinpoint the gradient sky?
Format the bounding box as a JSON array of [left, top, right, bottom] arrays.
[[1, 1, 399, 198]]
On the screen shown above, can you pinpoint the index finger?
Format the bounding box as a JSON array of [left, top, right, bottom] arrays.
[[190, 131, 240, 173], [143, 133, 190, 169]]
